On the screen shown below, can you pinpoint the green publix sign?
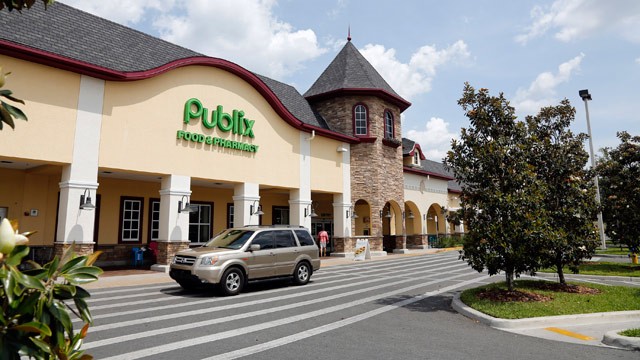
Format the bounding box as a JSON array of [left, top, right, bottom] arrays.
[[177, 98, 259, 153]]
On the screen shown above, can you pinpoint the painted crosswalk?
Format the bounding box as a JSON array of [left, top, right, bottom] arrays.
[[80, 252, 489, 360]]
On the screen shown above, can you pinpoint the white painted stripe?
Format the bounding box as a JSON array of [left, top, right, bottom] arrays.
[[98, 271, 487, 359], [79, 255, 463, 320], [84, 261, 470, 334], [204, 276, 487, 360], [89, 283, 177, 296]]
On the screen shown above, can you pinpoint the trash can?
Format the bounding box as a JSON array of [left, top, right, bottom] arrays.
[[632, 253, 638, 265]]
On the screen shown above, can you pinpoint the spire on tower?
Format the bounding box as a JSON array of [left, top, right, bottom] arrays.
[[347, 25, 351, 42]]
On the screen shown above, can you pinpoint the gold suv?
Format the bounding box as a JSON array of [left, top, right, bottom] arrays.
[[169, 226, 320, 295]]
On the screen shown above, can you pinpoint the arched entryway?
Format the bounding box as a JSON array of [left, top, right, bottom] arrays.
[[353, 199, 371, 236], [381, 201, 402, 252], [426, 204, 446, 247]]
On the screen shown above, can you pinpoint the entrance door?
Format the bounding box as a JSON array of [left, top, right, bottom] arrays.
[[311, 219, 334, 255]]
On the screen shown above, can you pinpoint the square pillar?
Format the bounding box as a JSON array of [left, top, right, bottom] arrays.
[[233, 183, 261, 226]]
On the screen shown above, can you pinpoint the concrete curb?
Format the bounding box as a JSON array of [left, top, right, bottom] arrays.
[[452, 294, 640, 329], [452, 294, 640, 351], [603, 330, 640, 351]]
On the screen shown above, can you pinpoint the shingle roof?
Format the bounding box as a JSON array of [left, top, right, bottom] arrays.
[[402, 138, 416, 156], [420, 159, 462, 193], [0, 2, 332, 130], [0, 2, 201, 72], [303, 41, 410, 111]]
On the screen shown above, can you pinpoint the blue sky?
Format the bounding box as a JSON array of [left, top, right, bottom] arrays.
[[60, 0, 640, 161]]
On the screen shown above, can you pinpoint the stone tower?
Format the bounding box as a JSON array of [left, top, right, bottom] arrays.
[[304, 38, 411, 254]]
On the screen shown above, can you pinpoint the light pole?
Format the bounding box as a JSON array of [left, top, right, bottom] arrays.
[[579, 89, 606, 250]]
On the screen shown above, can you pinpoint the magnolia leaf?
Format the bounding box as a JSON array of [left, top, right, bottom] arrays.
[[10, 265, 45, 291], [13, 321, 52, 336], [53, 284, 76, 300], [30, 336, 52, 354], [6, 245, 29, 266], [62, 272, 98, 285], [2, 101, 28, 120], [67, 266, 103, 277], [59, 256, 86, 274], [49, 300, 73, 335], [85, 250, 102, 266], [73, 298, 92, 324], [46, 256, 61, 278]]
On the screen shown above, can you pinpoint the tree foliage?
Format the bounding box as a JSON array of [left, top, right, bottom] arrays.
[[0, 219, 102, 360], [445, 83, 548, 291], [0, 0, 54, 11], [597, 131, 640, 254], [525, 100, 598, 284], [446, 83, 598, 290]]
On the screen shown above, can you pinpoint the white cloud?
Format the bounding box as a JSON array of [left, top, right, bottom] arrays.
[[512, 53, 584, 115], [359, 40, 470, 100], [61, 0, 326, 80], [516, 0, 640, 44], [406, 117, 459, 161], [151, 0, 326, 79], [59, 0, 171, 25]]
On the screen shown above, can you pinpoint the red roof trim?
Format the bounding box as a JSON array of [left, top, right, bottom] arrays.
[[403, 166, 455, 180], [305, 88, 411, 112], [0, 40, 361, 144]]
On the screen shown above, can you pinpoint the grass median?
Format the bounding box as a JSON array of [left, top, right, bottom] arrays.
[[540, 262, 640, 277], [460, 279, 640, 319]]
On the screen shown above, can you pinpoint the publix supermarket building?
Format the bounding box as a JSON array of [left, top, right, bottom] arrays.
[[0, 3, 464, 269]]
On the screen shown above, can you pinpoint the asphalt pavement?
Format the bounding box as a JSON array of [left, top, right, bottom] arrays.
[[86, 249, 640, 352]]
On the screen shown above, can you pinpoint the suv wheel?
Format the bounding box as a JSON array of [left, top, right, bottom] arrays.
[[292, 262, 311, 285], [220, 268, 244, 296]]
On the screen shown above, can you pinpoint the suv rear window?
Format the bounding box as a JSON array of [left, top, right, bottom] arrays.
[[295, 230, 315, 246]]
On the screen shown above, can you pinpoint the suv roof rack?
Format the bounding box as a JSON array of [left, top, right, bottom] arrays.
[[242, 225, 306, 229]]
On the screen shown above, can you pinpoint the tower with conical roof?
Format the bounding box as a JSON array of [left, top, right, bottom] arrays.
[[305, 37, 412, 254]]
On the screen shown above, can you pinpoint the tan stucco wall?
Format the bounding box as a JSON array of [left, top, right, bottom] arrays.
[[403, 172, 449, 218], [0, 56, 79, 163], [100, 66, 302, 188], [310, 135, 343, 193], [0, 168, 61, 246]]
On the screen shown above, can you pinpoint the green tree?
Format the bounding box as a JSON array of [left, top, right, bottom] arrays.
[[526, 100, 599, 284], [0, 0, 54, 11], [597, 131, 640, 255], [445, 83, 548, 291]]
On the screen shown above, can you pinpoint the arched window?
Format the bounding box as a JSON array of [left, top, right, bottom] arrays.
[[353, 104, 368, 136], [384, 110, 394, 139]]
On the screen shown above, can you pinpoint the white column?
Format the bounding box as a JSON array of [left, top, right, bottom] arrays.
[[56, 76, 104, 246], [158, 175, 191, 242], [290, 190, 311, 229], [233, 183, 260, 226], [333, 142, 351, 237]]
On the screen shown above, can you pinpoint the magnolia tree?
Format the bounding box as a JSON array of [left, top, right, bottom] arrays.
[[445, 83, 549, 291], [526, 100, 598, 284], [0, 219, 102, 359], [597, 131, 640, 255]]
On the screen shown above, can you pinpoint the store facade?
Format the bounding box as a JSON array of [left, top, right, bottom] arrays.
[[0, 3, 464, 269]]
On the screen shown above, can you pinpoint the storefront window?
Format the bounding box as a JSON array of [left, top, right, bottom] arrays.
[[227, 203, 234, 229], [189, 202, 213, 243], [149, 199, 160, 241], [119, 196, 144, 243]]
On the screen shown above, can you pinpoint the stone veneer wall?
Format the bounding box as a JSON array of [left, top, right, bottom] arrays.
[[53, 243, 95, 258], [311, 95, 405, 252], [156, 241, 190, 265]]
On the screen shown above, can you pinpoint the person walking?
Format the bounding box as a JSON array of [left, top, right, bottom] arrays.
[[318, 228, 329, 257]]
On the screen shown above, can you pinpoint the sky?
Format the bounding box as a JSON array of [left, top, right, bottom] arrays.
[[59, 0, 640, 162]]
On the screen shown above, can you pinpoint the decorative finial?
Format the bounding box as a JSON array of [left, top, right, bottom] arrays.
[[347, 25, 351, 42]]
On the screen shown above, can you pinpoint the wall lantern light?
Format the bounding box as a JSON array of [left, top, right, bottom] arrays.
[[178, 195, 197, 213], [346, 205, 358, 219], [304, 202, 318, 218], [79, 189, 95, 210], [250, 200, 264, 216]]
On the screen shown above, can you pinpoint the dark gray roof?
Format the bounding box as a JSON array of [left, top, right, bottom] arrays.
[[304, 41, 402, 99], [254, 74, 329, 129], [0, 2, 201, 72], [402, 138, 416, 156], [420, 159, 462, 192], [0, 2, 330, 130]]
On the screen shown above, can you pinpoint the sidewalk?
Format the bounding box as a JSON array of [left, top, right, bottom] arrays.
[[84, 248, 640, 351]]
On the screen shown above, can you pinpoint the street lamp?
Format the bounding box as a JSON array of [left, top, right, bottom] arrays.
[[579, 89, 606, 250]]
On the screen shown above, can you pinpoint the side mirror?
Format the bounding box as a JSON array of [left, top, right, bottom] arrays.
[[249, 244, 261, 252]]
